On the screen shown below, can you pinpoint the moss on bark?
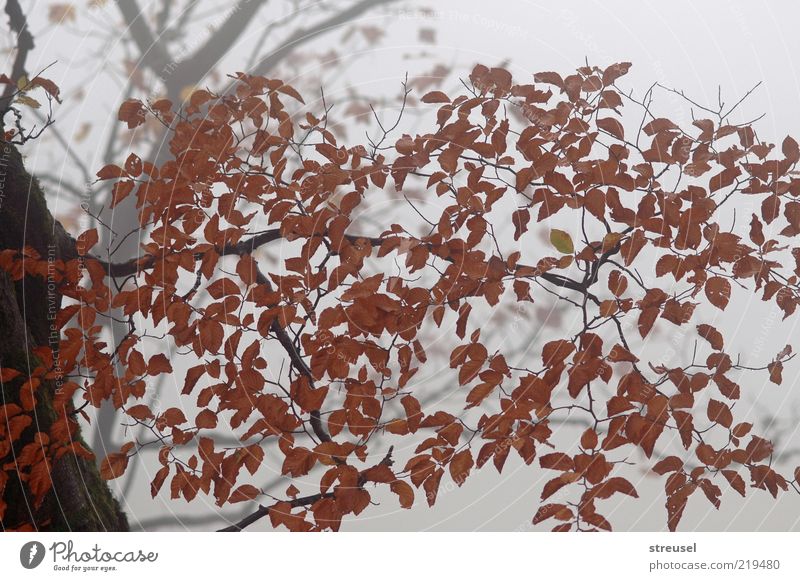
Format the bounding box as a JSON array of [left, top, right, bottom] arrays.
[[0, 142, 128, 531]]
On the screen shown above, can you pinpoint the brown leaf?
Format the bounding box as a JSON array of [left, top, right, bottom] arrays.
[[229, 484, 261, 503], [696, 324, 724, 351], [390, 480, 414, 508], [705, 277, 731, 310], [76, 228, 99, 256], [421, 91, 450, 104], [652, 456, 683, 475], [580, 429, 598, 450], [722, 470, 746, 497], [540, 453, 574, 471], [195, 409, 218, 429], [532, 503, 571, 524], [768, 361, 783, 385], [118, 99, 146, 129], [100, 452, 129, 480], [783, 135, 800, 164], [449, 449, 474, 485], [597, 117, 624, 140], [707, 399, 733, 428]]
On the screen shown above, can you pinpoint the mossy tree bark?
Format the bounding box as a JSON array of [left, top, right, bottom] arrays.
[[0, 141, 128, 531]]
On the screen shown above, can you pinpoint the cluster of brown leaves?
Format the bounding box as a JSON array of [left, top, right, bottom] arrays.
[[3, 61, 800, 531]]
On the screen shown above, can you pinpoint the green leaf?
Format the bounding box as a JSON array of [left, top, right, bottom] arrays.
[[550, 229, 574, 254]]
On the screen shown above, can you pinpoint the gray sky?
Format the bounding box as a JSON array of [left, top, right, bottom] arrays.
[[9, 0, 800, 531]]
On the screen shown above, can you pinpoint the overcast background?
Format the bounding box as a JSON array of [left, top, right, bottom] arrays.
[[7, 0, 800, 531]]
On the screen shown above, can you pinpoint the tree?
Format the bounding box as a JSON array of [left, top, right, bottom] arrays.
[[11, 0, 448, 470], [0, 0, 128, 530], [0, 142, 129, 530], [3, 58, 800, 532]]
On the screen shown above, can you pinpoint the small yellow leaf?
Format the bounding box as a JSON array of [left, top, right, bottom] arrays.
[[17, 75, 29, 92], [601, 232, 623, 252], [557, 255, 574, 269], [550, 229, 574, 254], [179, 85, 197, 103], [15, 94, 40, 109]]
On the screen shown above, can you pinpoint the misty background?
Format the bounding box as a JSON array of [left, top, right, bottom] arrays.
[[6, 0, 800, 531]]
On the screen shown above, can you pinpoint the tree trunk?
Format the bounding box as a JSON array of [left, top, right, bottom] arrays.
[[0, 141, 128, 531]]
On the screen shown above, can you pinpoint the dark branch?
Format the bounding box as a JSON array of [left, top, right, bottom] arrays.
[[218, 447, 394, 531], [250, 261, 332, 444], [116, 0, 173, 75], [1, 0, 35, 119], [217, 492, 333, 532], [86, 228, 284, 278]]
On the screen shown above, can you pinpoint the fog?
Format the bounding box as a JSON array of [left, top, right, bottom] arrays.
[[8, 0, 800, 531]]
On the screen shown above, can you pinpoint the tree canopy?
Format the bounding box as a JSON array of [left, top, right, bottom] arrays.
[[2, 61, 800, 532]]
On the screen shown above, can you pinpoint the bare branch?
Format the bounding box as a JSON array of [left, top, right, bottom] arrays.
[[169, 0, 267, 94], [1, 0, 35, 120], [116, 0, 173, 74], [249, 0, 397, 78]]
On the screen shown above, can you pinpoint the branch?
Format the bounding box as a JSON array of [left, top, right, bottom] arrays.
[[217, 491, 333, 532], [61, 220, 596, 447], [68, 223, 338, 444], [74, 222, 594, 311], [84, 228, 376, 278], [250, 260, 332, 443], [168, 0, 267, 93], [87, 228, 284, 277], [1, 0, 35, 119], [538, 272, 600, 304], [249, 0, 397, 78], [116, 0, 173, 75], [218, 447, 394, 531]]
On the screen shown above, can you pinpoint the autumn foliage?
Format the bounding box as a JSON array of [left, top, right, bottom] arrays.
[[3, 61, 800, 532]]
